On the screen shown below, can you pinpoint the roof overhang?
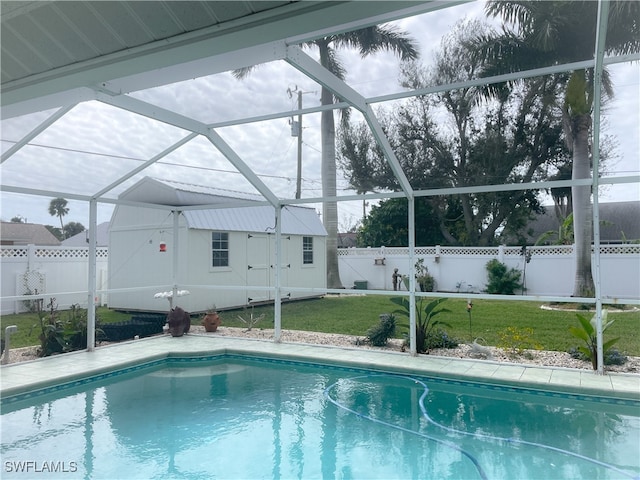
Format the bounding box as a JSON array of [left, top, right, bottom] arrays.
[[1, 1, 460, 119]]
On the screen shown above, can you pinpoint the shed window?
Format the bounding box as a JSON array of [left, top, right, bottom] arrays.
[[303, 236, 313, 265], [212, 232, 229, 267]]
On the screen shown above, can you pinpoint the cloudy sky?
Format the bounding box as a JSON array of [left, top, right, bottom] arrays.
[[1, 1, 638, 231]]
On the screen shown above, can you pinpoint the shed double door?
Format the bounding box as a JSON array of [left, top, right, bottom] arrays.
[[246, 233, 289, 304]]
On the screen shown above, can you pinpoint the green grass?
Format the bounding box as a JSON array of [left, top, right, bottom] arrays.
[[2, 297, 638, 356], [1, 307, 132, 349], [221, 296, 640, 356]]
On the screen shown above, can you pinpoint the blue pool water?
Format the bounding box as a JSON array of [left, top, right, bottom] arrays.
[[1, 355, 639, 479]]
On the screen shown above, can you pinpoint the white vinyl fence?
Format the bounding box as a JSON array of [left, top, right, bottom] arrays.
[[1, 243, 638, 315], [338, 244, 640, 300], [1, 245, 108, 315]]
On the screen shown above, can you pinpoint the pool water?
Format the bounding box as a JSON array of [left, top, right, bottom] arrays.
[[1, 356, 639, 479]]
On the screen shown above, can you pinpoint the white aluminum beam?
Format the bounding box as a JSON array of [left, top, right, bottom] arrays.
[[1, 104, 76, 163], [363, 105, 414, 197], [1, 1, 437, 116], [101, 41, 288, 96], [369, 53, 640, 106], [592, 0, 610, 375], [285, 1, 471, 46], [94, 90, 209, 135], [93, 133, 199, 198], [285, 45, 369, 112], [285, 46, 414, 196], [0, 87, 95, 120], [205, 129, 280, 206]]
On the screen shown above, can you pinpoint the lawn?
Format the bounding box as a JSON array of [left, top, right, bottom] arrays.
[[1, 296, 638, 356], [221, 295, 639, 356]]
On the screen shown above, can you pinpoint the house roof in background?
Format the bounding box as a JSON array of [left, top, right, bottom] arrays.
[[61, 221, 110, 247], [338, 232, 357, 248], [0, 222, 60, 245], [526, 201, 640, 244]]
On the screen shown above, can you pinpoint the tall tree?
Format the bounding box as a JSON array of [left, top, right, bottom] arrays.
[[48, 198, 69, 235], [309, 28, 419, 288], [476, 0, 640, 296], [356, 197, 452, 247], [63, 221, 85, 239], [339, 20, 570, 246], [236, 26, 418, 288]]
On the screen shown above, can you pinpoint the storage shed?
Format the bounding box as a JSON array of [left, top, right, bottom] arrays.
[[109, 177, 327, 312]]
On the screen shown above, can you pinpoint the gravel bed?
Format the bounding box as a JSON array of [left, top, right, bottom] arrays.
[[4, 325, 639, 374]]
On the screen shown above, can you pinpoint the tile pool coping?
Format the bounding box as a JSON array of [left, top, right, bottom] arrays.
[[1, 333, 639, 403]]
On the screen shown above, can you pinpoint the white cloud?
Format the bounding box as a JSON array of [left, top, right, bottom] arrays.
[[1, 1, 638, 230]]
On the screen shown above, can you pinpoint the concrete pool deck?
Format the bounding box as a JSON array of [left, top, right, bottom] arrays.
[[1, 333, 639, 401]]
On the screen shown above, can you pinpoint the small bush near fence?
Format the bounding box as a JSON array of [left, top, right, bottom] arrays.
[[485, 259, 523, 295]]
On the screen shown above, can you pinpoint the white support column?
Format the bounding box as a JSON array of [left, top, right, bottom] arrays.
[[592, 0, 610, 375], [87, 199, 97, 352], [408, 196, 417, 356], [172, 211, 180, 308], [274, 206, 283, 342]]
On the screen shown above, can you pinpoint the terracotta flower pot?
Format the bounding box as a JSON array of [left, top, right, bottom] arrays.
[[203, 312, 221, 332]]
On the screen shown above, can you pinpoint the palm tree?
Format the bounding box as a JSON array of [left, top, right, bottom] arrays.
[[48, 197, 69, 235], [236, 26, 418, 288], [476, 0, 639, 297]]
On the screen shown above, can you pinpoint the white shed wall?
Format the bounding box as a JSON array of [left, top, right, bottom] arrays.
[[108, 205, 327, 313]]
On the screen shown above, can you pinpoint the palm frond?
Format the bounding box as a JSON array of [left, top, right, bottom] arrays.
[[330, 25, 419, 61], [232, 65, 258, 80]]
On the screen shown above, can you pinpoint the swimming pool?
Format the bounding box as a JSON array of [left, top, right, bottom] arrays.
[[2, 354, 639, 480]]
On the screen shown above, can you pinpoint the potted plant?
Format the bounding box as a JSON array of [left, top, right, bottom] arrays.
[[415, 258, 435, 292], [202, 306, 221, 332]]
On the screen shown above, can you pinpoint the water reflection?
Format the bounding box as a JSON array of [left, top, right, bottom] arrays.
[[1, 361, 638, 479]]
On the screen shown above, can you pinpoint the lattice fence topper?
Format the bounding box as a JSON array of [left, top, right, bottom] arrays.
[[439, 247, 497, 256], [600, 244, 640, 255], [0, 247, 28, 258], [34, 247, 109, 259], [1, 246, 109, 259], [337, 244, 638, 257]]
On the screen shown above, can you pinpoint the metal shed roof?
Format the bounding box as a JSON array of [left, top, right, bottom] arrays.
[[184, 205, 326, 236], [119, 177, 326, 236], [118, 177, 264, 207]]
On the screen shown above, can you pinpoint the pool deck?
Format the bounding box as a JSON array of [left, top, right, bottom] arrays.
[[1, 334, 639, 401]]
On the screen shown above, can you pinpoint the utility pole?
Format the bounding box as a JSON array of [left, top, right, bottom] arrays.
[[287, 86, 314, 199], [294, 89, 303, 199]]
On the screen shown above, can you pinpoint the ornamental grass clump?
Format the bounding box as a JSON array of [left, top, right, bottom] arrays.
[[366, 313, 396, 347]]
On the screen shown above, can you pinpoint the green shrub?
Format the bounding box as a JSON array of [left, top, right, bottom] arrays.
[[485, 259, 523, 295], [425, 329, 459, 350], [569, 347, 627, 366], [414, 258, 435, 292], [366, 314, 396, 347], [568, 310, 620, 370], [392, 297, 451, 353], [30, 300, 104, 357]]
